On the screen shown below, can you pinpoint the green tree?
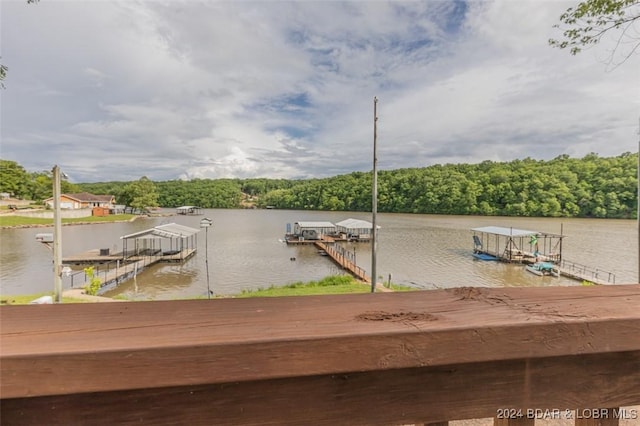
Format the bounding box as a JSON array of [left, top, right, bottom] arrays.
[[121, 176, 159, 213], [0, 160, 29, 198], [549, 0, 640, 64]]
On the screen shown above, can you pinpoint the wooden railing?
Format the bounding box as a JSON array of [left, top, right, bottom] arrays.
[[1, 285, 639, 425]]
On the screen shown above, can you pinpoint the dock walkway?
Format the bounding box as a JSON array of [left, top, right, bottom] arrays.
[[557, 259, 615, 285], [66, 249, 197, 294], [314, 241, 369, 283]]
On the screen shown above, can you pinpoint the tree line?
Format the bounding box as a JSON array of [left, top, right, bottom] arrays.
[[1, 153, 637, 218]]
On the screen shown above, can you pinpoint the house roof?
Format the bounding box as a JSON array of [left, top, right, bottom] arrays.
[[121, 223, 200, 240], [44, 192, 114, 203], [66, 192, 114, 202]]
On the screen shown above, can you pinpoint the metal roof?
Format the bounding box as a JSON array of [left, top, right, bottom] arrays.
[[335, 218, 379, 230], [295, 221, 336, 229], [121, 223, 201, 240], [471, 226, 539, 237]]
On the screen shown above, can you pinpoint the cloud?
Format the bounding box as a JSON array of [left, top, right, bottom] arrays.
[[1, 0, 638, 182]]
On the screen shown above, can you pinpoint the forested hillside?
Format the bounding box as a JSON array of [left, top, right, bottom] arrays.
[[2, 153, 637, 218], [259, 153, 637, 218]]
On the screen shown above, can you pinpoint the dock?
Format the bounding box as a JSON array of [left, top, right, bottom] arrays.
[[313, 241, 370, 283], [472, 225, 616, 285], [557, 258, 615, 285], [64, 248, 197, 294]]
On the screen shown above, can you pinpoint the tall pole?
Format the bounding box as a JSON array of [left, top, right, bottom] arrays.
[[637, 116, 639, 283], [205, 226, 211, 299], [371, 97, 378, 293], [52, 165, 63, 303], [201, 217, 212, 299]]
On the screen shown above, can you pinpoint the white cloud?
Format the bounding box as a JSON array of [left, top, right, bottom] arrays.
[[1, 0, 638, 182]]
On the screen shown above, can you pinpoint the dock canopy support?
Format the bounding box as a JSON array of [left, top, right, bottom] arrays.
[[121, 223, 200, 260], [471, 226, 564, 264]]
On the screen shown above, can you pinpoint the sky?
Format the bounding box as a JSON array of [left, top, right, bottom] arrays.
[[1, 0, 639, 183]]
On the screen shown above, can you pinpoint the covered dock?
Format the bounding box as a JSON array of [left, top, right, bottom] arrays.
[[285, 221, 337, 243], [471, 226, 563, 264], [121, 223, 200, 262], [334, 218, 378, 242], [176, 206, 202, 215]]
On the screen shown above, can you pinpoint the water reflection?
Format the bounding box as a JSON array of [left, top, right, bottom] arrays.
[[0, 210, 636, 299]]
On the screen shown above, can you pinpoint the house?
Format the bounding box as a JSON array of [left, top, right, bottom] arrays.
[[44, 192, 116, 210]]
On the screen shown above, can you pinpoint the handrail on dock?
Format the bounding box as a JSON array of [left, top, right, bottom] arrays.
[[558, 258, 616, 284], [2, 285, 639, 425], [314, 240, 369, 282]]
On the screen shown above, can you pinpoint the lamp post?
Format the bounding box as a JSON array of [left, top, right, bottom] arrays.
[[200, 217, 213, 299]]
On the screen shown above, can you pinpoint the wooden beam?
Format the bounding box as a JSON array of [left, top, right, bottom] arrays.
[[2, 352, 638, 425], [2, 285, 639, 425]]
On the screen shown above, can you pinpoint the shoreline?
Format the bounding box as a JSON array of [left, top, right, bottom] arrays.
[[0, 213, 175, 230]]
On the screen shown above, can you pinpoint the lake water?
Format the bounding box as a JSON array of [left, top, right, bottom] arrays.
[[0, 209, 636, 299]]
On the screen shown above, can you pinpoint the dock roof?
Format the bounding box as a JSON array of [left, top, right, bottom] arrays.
[[471, 226, 539, 237], [295, 221, 336, 229], [335, 218, 378, 230], [121, 223, 200, 240]]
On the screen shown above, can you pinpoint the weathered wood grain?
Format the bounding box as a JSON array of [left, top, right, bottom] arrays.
[[2, 352, 638, 425], [1, 285, 639, 425]]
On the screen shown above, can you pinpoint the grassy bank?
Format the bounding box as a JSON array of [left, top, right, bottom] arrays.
[[236, 275, 415, 297], [0, 214, 138, 227], [2, 276, 417, 304], [0, 292, 89, 305]]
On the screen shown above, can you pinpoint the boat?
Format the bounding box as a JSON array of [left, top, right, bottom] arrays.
[[472, 252, 498, 261], [525, 262, 559, 277]]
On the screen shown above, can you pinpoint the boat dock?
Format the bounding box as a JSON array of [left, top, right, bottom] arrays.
[[64, 249, 197, 293], [62, 223, 201, 294], [313, 241, 370, 283], [472, 225, 616, 285]]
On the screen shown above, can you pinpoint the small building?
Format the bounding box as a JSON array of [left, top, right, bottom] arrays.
[[44, 192, 116, 210], [92, 206, 110, 217]]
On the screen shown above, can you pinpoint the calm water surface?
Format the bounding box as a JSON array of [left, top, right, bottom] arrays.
[[0, 210, 636, 299]]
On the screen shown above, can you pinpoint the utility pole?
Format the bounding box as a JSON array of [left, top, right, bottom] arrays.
[[637, 116, 639, 283], [52, 165, 63, 303], [371, 97, 378, 293]]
